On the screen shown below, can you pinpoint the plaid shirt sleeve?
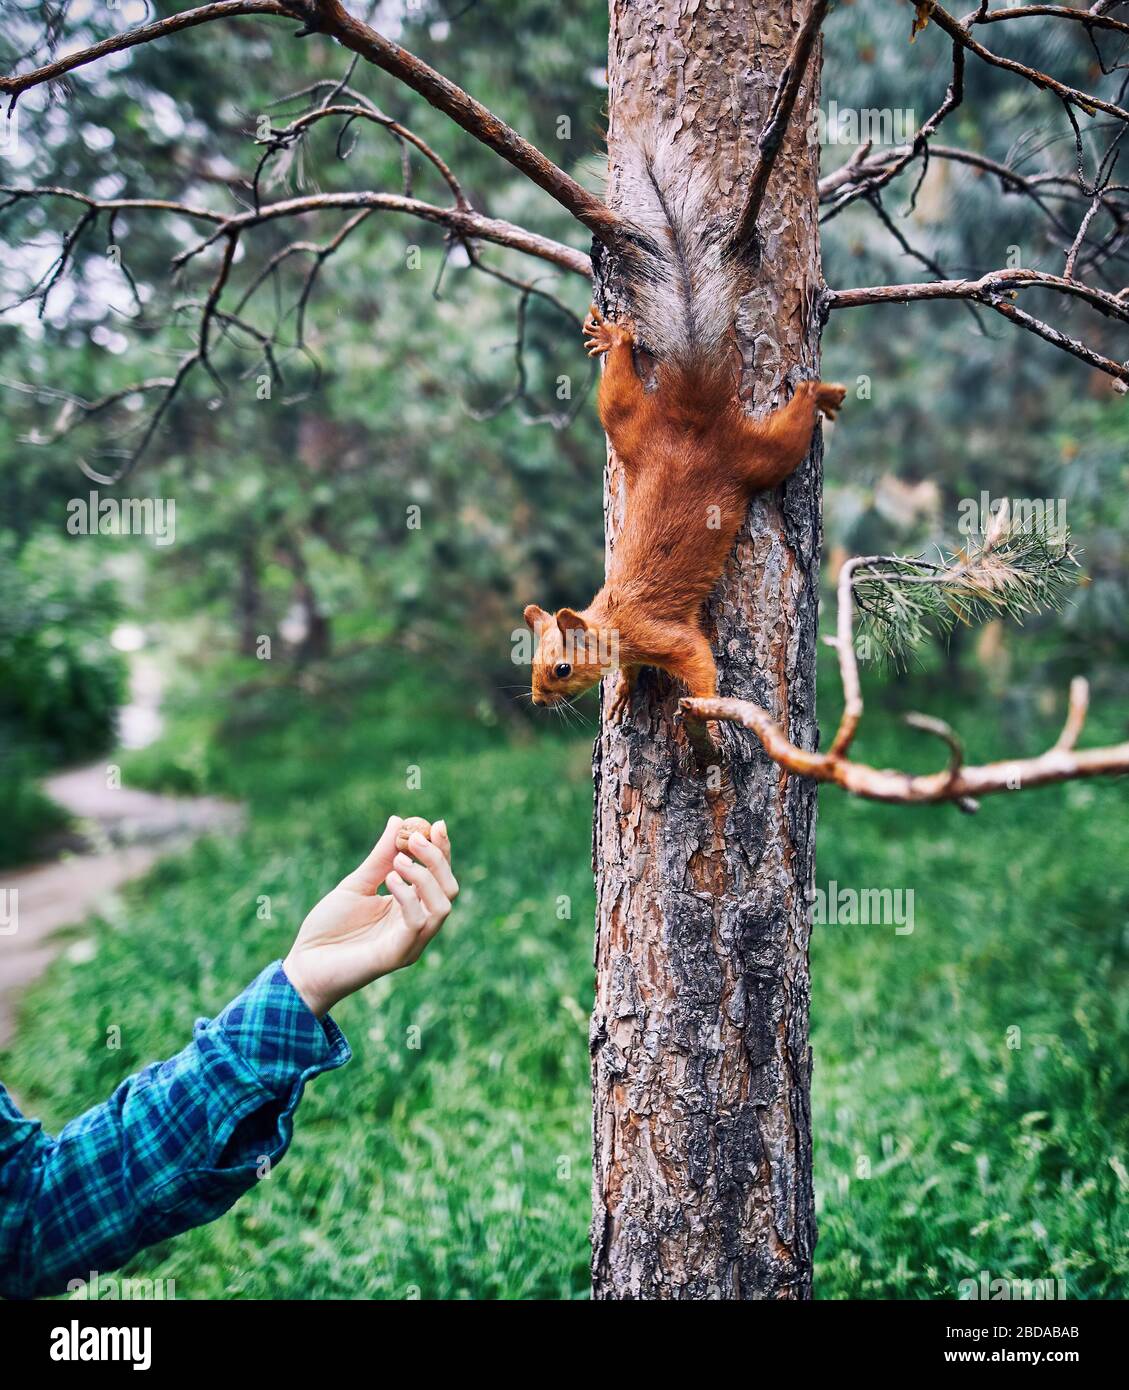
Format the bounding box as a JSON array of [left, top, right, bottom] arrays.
[[0, 960, 350, 1299]]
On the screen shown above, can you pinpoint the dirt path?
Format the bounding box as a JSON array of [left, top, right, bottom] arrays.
[[0, 659, 242, 1048]]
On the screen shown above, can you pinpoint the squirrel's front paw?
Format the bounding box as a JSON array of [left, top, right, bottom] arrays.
[[583, 306, 633, 358], [813, 381, 847, 420], [605, 673, 634, 723]]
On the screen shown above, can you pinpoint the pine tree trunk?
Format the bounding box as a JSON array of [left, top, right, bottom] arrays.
[[591, 0, 825, 1300]]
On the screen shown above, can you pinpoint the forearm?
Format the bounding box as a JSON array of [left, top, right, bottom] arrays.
[[0, 962, 350, 1299]]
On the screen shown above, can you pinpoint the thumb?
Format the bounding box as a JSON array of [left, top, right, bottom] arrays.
[[340, 816, 402, 894]]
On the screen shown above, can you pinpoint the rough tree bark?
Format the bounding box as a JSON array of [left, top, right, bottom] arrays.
[[591, 0, 824, 1299]]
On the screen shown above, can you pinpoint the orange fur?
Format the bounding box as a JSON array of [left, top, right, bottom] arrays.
[[524, 309, 845, 717]]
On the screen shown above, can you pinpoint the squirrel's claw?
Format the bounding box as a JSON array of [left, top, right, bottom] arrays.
[[583, 306, 632, 358], [605, 672, 634, 724], [606, 690, 629, 723]]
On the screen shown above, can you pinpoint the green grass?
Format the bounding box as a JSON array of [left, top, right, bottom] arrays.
[[3, 659, 1127, 1298], [809, 713, 1129, 1300]]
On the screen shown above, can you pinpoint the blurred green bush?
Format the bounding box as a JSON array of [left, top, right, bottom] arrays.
[[0, 533, 127, 865]]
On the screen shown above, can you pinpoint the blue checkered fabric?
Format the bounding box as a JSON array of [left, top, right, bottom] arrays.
[[0, 961, 350, 1298]]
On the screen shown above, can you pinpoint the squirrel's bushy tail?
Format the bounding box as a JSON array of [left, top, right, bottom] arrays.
[[616, 126, 739, 370]]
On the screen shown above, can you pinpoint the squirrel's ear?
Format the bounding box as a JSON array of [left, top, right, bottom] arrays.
[[556, 607, 587, 634], [524, 604, 549, 634]]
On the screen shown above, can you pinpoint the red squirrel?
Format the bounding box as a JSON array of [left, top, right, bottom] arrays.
[[523, 133, 845, 723]]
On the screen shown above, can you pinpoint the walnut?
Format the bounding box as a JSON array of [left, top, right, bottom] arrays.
[[395, 816, 432, 852]]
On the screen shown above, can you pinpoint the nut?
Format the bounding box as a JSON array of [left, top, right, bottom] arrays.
[[395, 816, 432, 852]]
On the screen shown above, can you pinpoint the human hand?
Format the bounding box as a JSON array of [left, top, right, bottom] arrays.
[[283, 816, 457, 1017]]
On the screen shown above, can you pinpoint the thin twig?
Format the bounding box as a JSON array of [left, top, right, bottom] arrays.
[[0, 0, 289, 109], [1, 183, 592, 279], [923, 2, 1129, 123], [828, 268, 1129, 384], [303, 0, 625, 245]]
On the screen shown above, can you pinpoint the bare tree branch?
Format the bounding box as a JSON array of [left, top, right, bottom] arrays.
[[1065, 191, 1106, 278], [819, 40, 965, 222], [969, 4, 1129, 39], [683, 529, 1128, 807], [462, 262, 597, 430], [177, 189, 593, 276], [683, 686, 1129, 806], [819, 136, 1129, 293], [831, 264, 1129, 324], [827, 267, 1129, 385], [0, 375, 176, 446], [0, 0, 607, 482], [822, 131, 1129, 294], [0, 0, 290, 109], [264, 99, 469, 206], [1054, 675, 1091, 751], [732, 0, 829, 252], [0, 0, 625, 246], [921, 1, 1129, 123], [0, 161, 592, 482], [0, 183, 593, 279], [816, 2, 1129, 365], [821, 141, 1123, 228], [297, 0, 626, 246], [826, 554, 867, 758]]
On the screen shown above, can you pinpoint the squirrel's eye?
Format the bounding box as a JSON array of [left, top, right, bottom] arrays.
[[553, 662, 572, 679]]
